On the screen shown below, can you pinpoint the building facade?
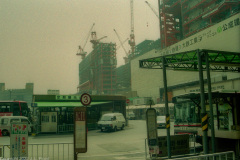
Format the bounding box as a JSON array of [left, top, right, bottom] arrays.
[[0, 83, 34, 107], [77, 42, 117, 95]]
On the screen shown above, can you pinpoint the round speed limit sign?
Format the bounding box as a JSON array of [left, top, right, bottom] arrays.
[[80, 93, 92, 106]]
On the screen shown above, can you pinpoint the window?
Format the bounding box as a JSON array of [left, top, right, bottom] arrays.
[[13, 103, 21, 116], [52, 115, 56, 122], [42, 116, 49, 122], [0, 105, 10, 112], [21, 103, 29, 117], [10, 119, 20, 123], [1, 118, 8, 125], [21, 119, 30, 124]]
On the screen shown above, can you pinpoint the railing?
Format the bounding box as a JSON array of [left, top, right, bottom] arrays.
[[144, 137, 236, 160], [57, 124, 74, 133], [0, 143, 74, 160], [171, 151, 235, 160], [34, 123, 96, 134]]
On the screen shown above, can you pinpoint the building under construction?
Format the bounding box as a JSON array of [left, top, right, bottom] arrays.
[[159, 0, 239, 48], [77, 0, 239, 96], [77, 42, 117, 95]]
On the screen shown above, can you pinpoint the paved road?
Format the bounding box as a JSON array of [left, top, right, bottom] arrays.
[[78, 120, 148, 160]]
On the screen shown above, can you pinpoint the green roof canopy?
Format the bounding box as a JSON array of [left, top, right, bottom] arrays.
[[35, 101, 111, 108], [139, 49, 240, 72]]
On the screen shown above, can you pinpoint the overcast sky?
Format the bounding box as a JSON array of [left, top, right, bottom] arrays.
[[0, 0, 160, 94]]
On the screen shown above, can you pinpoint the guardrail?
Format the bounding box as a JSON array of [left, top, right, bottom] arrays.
[[0, 143, 74, 160]]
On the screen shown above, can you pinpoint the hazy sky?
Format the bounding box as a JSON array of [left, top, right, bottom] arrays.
[[0, 0, 160, 94]]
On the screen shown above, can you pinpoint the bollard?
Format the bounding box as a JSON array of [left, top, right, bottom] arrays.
[[0, 129, 2, 137]]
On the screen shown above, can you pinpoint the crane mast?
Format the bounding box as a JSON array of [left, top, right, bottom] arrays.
[[129, 0, 135, 56], [114, 29, 129, 64]]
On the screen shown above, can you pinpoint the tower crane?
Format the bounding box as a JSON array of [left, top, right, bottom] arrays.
[[114, 29, 130, 64], [90, 31, 107, 48], [145, 1, 159, 18], [116, 38, 129, 50], [129, 0, 135, 56], [76, 23, 95, 59]]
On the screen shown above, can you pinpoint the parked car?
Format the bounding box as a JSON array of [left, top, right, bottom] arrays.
[[157, 116, 166, 129], [0, 116, 32, 136], [97, 113, 126, 132], [127, 112, 135, 120]]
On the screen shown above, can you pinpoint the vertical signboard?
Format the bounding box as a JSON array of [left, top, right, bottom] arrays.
[[146, 108, 159, 154], [10, 122, 28, 159], [74, 107, 87, 158]]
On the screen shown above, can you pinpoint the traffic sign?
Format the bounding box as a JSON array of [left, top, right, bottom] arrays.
[[146, 108, 158, 154], [74, 107, 87, 159], [80, 93, 92, 106], [126, 99, 130, 104]]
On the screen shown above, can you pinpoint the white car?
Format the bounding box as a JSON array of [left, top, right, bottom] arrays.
[[98, 113, 126, 132], [127, 112, 136, 120], [0, 116, 32, 136]]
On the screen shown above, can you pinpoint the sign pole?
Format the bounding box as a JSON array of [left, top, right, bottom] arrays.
[[74, 93, 92, 160], [162, 57, 171, 158]]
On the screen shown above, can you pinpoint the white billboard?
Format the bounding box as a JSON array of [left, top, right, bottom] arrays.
[[158, 13, 240, 56]]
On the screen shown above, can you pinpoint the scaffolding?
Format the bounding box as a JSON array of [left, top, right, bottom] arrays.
[[160, 0, 182, 48], [77, 54, 92, 93], [78, 42, 117, 95], [182, 0, 240, 38], [159, 0, 240, 48]]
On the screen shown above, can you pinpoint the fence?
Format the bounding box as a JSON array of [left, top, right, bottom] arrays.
[[0, 143, 74, 160], [57, 124, 74, 133], [171, 151, 235, 160], [145, 136, 236, 160]]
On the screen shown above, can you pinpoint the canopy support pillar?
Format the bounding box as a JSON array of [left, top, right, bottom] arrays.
[[197, 50, 209, 154]]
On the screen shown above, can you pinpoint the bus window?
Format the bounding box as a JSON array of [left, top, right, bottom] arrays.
[[21, 103, 29, 117], [13, 103, 21, 116], [0, 105, 10, 112]]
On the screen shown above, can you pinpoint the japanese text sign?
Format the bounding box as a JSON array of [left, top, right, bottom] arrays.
[[10, 122, 28, 159]]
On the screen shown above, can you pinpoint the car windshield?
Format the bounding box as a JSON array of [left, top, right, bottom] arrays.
[[100, 116, 113, 121]]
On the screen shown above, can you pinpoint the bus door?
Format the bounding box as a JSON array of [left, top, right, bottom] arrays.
[[41, 112, 57, 133]]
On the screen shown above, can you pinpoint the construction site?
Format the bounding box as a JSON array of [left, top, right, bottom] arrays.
[[76, 0, 239, 97], [159, 0, 239, 48]]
